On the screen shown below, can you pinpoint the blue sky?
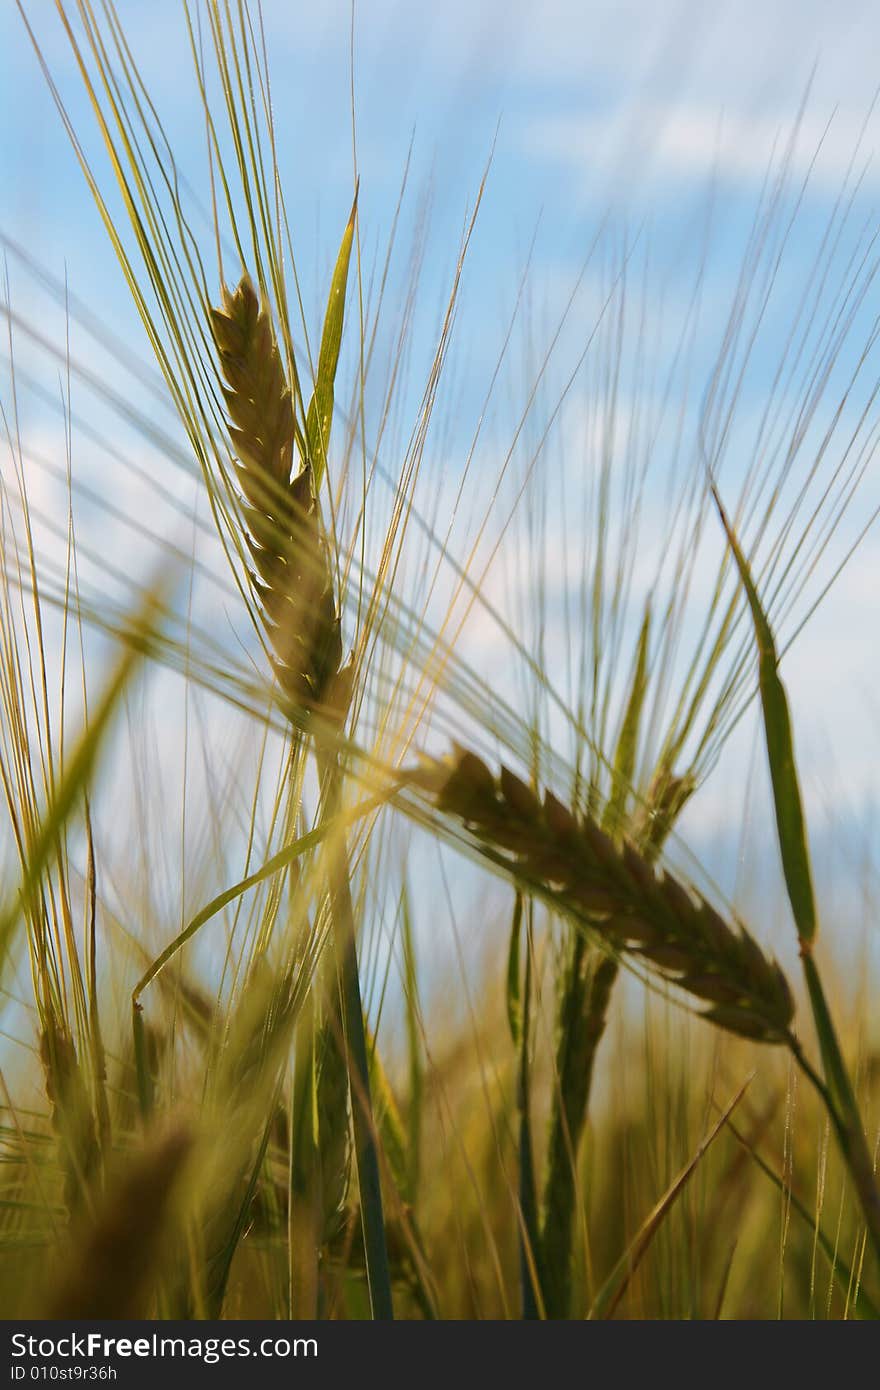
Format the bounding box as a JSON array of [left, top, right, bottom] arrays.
[[6, 1, 880, 307], [3, 1, 880, 968]]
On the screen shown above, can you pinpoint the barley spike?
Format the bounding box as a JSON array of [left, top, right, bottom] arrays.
[[210, 276, 346, 720], [410, 749, 795, 1043]]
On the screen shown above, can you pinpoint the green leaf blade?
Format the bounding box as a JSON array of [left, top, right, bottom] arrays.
[[709, 483, 816, 943], [306, 186, 358, 488]]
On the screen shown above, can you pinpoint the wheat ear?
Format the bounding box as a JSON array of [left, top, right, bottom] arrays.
[[410, 749, 795, 1043], [209, 276, 348, 720]]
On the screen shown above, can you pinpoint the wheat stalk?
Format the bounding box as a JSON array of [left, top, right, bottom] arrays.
[[539, 949, 616, 1316], [410, 748, 795, 1044]]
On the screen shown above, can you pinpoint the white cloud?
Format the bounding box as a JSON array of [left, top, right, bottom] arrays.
[[523, 100, 880, 198]]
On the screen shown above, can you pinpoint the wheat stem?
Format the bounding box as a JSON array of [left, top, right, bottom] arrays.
[[795, 958, 880, 1268], [540, 947, 617, 1317], [318, 748, 394, 1319], [540, 770, 694, 1315], [289, 998, 320, 1318]]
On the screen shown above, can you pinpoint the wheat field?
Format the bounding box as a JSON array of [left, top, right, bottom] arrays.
[[1, 2, 879, 1322]]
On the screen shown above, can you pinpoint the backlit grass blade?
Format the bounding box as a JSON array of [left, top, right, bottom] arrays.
[[306, 188, 358, 490], [0, 584, 166, 978], [128, 791, 388, 1123], [131, 821, 329, 1010], [708, 479, 880, 1268], [707, 482, 815, 943]]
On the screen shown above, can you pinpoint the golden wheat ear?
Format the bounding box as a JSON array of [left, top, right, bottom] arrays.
[[210, 276, 345, 719], [410, 749, 795, 1044]]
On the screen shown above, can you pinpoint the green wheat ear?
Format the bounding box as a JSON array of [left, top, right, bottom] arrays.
[[209, 276, 348, 721]]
